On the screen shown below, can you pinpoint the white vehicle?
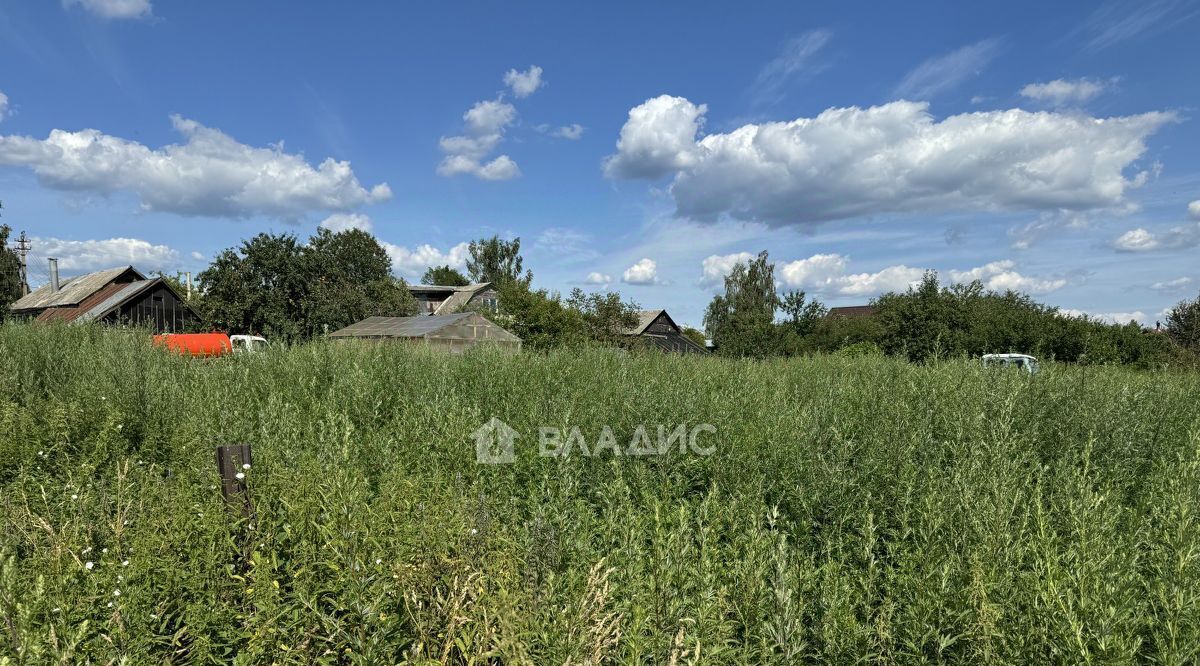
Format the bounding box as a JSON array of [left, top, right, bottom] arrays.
[[230, 335, 268, 353], [982, 353, 1039, 374]]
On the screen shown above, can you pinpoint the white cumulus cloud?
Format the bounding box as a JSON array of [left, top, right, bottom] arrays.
[[0, 90, 8, 122], [604, 97, 1173, 227], [319, 213, 373, 233], [602, 95, 707, 179], [622, 258, 659, 285], [382, 241, 470, 279], [1112, 221, 1200, 252], [699, 252, 755, 288], [948, 260, 1067, 294], [775, 254, 1065, 298], [1020, 78, 1113, 106], [585, 272, 612, 285], [35, 236, 178, 272], [438, 99, 521, 180], [504, 66, 544, 98], [63, 0, 152, 19], [0, 115, 391, 218], [779, 254, 925, 297], [1189, 200, 1200, 220]]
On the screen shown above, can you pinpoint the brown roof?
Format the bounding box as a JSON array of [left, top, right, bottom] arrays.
[[11, 266, 144, 311], [826, 305, 877, 319]]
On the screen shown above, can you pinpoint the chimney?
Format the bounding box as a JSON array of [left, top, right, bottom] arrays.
[[48, 258, 60, 293], [185, 271, 192, 300]]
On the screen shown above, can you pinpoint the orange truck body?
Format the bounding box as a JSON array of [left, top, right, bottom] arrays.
[[153, 333, 233, 358]]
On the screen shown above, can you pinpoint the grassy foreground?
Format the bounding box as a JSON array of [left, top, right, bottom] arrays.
[[1, 324, 1199, 665]]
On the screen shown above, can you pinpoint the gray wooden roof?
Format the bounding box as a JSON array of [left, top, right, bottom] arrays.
[[10, 266, 144, 311], [624, 309, 665, 336]]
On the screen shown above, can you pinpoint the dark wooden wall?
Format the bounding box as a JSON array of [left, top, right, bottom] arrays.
[[639, 313, 708, 354], [104, 283, 197, 333]]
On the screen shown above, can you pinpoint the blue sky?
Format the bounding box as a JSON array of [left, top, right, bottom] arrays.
[[1, 0, 1198, 328]]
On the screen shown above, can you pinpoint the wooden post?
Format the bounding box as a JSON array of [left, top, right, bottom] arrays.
[[215, 444, 253, 519]]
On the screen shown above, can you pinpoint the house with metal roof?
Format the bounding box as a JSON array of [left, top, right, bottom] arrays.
[[9, 264, 198, 333], [328, 312, 521, 353], [621, 310, 708, 354], [408, 282, 499, 316]]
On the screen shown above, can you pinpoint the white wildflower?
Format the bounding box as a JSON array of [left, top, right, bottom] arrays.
[[85, 561, 94, 570], [242, 463, 251, 470], [470, 528, 478, 535], [107, 602, 113, 608], [235, 472, 245, 480], [375, 558, 382, 565], [101, 548, 108, 554], [71, 494, 78, 501], [122, 560, 129, 567]]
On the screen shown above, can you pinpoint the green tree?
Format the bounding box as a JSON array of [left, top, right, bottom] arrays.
[[198, 228, 414, 341], [422, 264, 469, 286], [681, 326, 708, 349], [199, 233, 307, 341], [301, 228, 416, 337], [780, 290, 827, 337], [488, 282, 586, 351], [874, 272, 958, 362], [1165, 292, 1200, 353], [466, 235, 532, 287], [0, 225, 21, 319], [703, 251, 782, 357], [565, 288, 640, 347]]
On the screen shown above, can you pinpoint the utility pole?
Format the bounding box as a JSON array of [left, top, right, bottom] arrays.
[[0, 199, 29, 296], [16, 231, 30, 296]]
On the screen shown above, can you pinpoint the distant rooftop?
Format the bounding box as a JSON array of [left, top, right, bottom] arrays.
[[826, 305, 877, 319]]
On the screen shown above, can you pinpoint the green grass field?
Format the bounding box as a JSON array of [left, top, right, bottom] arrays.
[[2, 323, 1199, 664]]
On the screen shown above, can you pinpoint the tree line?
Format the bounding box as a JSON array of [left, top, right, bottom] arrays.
[[5, 225, 1199, 367], [702, 250, 1200, 368]]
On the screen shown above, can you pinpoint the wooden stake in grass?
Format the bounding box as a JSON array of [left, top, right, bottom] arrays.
[[215, 444, 254, 520]]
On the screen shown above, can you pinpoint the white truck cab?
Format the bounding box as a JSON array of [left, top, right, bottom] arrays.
[[982, 353, 1040, 374], [230, 335, 268, 353]]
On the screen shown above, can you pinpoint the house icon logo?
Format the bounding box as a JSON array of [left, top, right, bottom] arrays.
[[472, 417, 518, 464]]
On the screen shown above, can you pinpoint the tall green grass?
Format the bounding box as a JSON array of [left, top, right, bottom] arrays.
[[1, 323, 1198, 664]]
